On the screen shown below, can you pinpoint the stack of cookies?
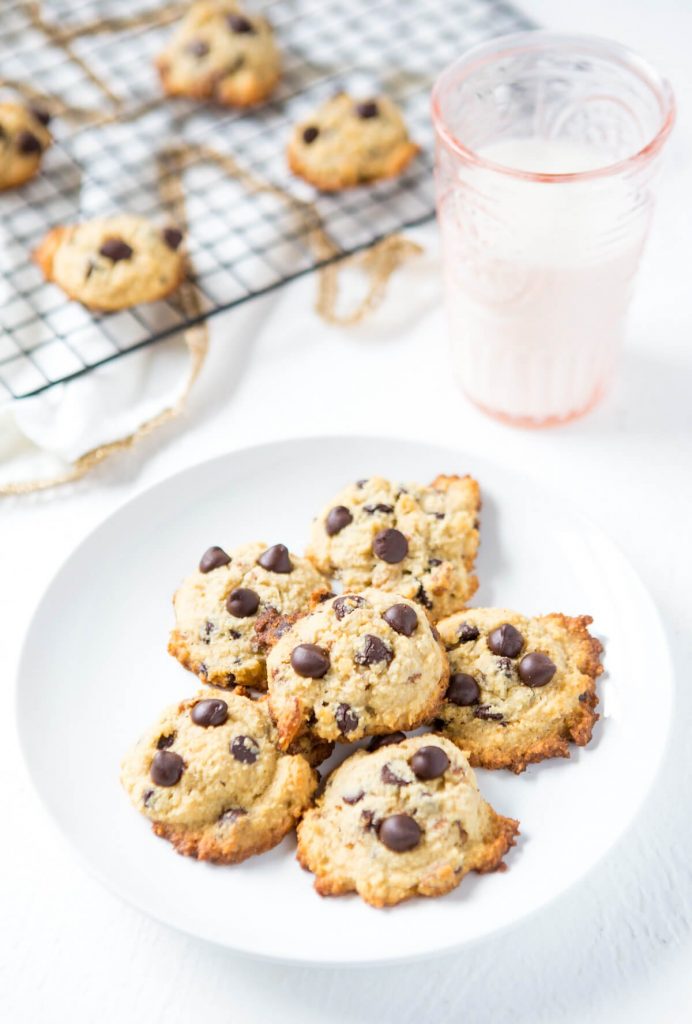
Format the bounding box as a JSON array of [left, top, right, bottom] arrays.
[[121, 473, 603, 908]]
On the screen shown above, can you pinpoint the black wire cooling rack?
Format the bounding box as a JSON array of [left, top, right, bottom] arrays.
[[0, 0, 532, 400]]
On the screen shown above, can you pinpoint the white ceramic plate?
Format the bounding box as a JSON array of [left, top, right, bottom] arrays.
[[17, 436, 672, 964]]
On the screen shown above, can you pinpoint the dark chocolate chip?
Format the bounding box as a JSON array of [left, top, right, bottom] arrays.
[[487, 623, 524, 658], [356, 478, 368, 488], [355, 100, 379, 119], [29, 106, 51, 126], [156, 733, 175, 749], [333, 594, 366, 619], [191, 698, 228, 727], [228, 630, 241, 640], [326, 505, 352, 535], [415, 583, 432, 610], [381, 763, 410, 786], [163, 226, 183, 250], [363, 503, 394, 515], [354, 634, 393, 666], [227, 13, 255, 32], [428, 557, 442, 567], [409, 745, 449, 780], [456, 622, 480, 643], [335, 702, 358, 735], [474, 705, 504, 721], [258, 543, 292, 573], [17, 130, 42, 155], [186, 39, 210, 57], [150, 749, 184, 786], [230, 735, 260, 764], [291, 643, 330, 678], [218, 807, 246, 824], [99, 238, 133, 262], [431, 717, 446, 731], [361, 809, 377, 830], [303, 125, 319, 144], [367, 731, 405, 751], [226, 672, 236, 685], [446, 673, 480, 706], [199, 545, 231, 573], [496, 657, 514, 677], [578, 691, 590, 703], [518, 652, 557, 687], [343, 790, 364, 805], [378, 813, 421, 852], [382, 603, 418, 637], [226, 587, 259, 617], [202, 620, 215, 642], [432, 512, 445, 520], [372, 528, 408, 564], [198, 662, 208, 677], [142, 788, 154, 807]]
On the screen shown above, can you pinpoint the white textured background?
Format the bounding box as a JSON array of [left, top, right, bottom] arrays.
[[2, 0, 691, 1020]]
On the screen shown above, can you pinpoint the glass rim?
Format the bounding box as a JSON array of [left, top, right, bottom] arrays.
[[430, 30, 676, 183]]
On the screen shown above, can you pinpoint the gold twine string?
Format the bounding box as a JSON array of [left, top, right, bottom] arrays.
[[0, 2, 423, 495]]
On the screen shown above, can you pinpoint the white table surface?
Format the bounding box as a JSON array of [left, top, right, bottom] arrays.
[[3, 0, 691, 1020]]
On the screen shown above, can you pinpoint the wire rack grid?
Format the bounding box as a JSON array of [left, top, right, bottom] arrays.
[[0, 0, 533, 400]]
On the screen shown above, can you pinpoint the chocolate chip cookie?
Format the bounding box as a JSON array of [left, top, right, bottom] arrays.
[[156, 1, 280, 107], [169, 540, 330, 690], [297, 733, 518, 907], [121, 688, 318, 862], [0, 102, 51, 190], [287, 92, 419, 190], [433, 609, 604, 773], [33, 215, 185, 311], [266, 588, 449, 748], [306, 475, 480, 620]]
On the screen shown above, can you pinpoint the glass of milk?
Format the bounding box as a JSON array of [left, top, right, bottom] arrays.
[[432, 32, 675, 426]]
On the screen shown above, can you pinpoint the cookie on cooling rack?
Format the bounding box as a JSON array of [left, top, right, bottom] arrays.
[[169, 540, 331, 690], [432, 608, 604, 773], [306, 474, 480, 620], [33, 214, 185, 311], [121, 688, 319, 863], [156, 1, 280, 107], [287, 92, 419, 190], [297, 733, 519, 907], [0, 102, 51, 190], [266, 588, 449, 749]]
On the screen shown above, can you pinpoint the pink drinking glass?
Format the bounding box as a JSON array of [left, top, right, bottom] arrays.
[[432, 32, 675, 427]]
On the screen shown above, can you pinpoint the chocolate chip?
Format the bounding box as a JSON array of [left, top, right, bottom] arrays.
[[432, 512, 445, 520], [474, 705, 503, 721], [382, 603, 418, 637], [578, 691, 590, 703], [333, 594, 366, 619], [487, 623, 524, 658], [258, 543, 292, 573], [228, 630, 241, 640], [428, 557, 442, 567], [356, 478, 368, 488], [378, 814, 421, 852], [363, 503, 394, 515], [372, 528, 408, 564], [198, 662, 208, 677], [335, 703, 358, 735], [409, 745, 449, 780], [163, 227, 183, 250], [191, 698, 228, 727], [343, 790, 364, 805], [361, 809, 377, 830], [226, 672, 236, 685], [367, 731, 405, 751], [186, 39, 209, 57], [381, 764, 409, 786], [28, 106, 50, 126], [17, 130, 42, 155], [518, 652, 557, 687], [230, 735, 259, 764], [291, 643, 330, 678], [218, 807, 246, 824], [415, 583, 432, 610], [354, 634, 393, 666], [325, 505, 352, 535], [303, 125, 319, 144], [355, 100, 379, 119], [201, 620, 215, 643], [199, 545, 230, 573], [156, 733, 175, 749], [496, 657, 514, 677], [142, 788, 154, 807], [99, 238, 133, 262], [226, 587, 259, 617], [446, 673, 480, 706], [227, 12, 255, 32], [431, 717, 446, 731], [150, 750, 184, 786], [456, 622, 480, 643]]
